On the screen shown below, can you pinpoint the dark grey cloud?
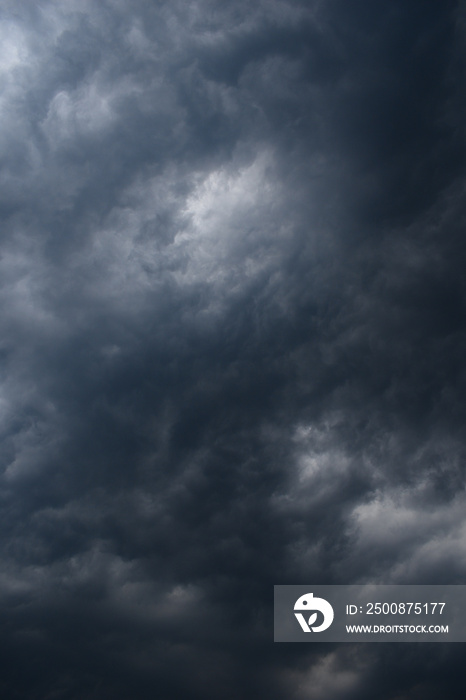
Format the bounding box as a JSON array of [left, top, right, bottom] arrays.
[[1, 0, 466, 698]]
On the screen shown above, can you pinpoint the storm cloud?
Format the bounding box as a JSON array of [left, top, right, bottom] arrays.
[[1, 0, 466, 698]]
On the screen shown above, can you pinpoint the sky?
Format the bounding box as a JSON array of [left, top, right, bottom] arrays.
[[1, 0, 466, 698]]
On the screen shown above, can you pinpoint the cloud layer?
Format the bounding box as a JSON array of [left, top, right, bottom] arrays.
[[1, 1, 465, 698]]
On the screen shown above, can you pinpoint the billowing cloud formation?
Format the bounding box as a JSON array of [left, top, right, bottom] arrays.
[[1, 0, 465, 698]]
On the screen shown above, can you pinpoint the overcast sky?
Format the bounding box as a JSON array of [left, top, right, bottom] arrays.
[[1, 1, 466, 698]]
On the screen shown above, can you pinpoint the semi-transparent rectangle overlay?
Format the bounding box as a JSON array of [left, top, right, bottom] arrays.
[[274, 586, 466, 642]]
